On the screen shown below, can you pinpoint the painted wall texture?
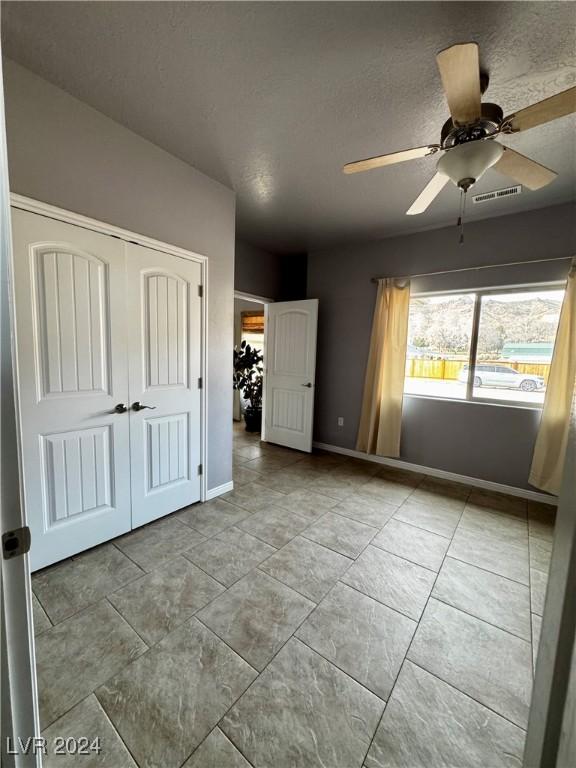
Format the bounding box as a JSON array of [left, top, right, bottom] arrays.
[[3, 60, 236, 493], [235, 239, 307, 300], [308, 203, 576, 490]]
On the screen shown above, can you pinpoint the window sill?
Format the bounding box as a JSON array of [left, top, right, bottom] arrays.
[[403, 393, 543, 412]]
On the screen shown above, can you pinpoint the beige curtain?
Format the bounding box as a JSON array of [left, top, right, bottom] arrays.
[[529, 259, 576, 494], [357, 278, 411, 457]]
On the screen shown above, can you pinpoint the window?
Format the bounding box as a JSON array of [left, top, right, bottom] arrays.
[[404, 286, 564, 406], [241, 310, 264, 352], [472, 289, 564, 405], [405, 293, 476, 400]]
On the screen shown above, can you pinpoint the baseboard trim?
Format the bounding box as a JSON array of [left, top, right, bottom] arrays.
[[205, 481, 234, 501], [313, 441, 557, 506]]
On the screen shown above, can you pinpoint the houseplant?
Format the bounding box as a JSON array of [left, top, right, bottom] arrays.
[[233, 341, 264, 432]]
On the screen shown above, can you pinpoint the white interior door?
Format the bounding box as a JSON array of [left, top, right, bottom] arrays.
[[127, 243, 202, 528], [264, 299, 318, 452], [11, 209, 132, 570]]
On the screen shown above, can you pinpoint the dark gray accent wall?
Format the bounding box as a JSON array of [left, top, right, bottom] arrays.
[[236, 240, 307, 300], [308, 203, 576, 490], [236, 240, 283, 299]]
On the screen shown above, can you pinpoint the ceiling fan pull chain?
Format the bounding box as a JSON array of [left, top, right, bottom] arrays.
[[457, 188, 467, 245]]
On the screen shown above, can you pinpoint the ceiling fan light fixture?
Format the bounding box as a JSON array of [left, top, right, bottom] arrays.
[[437, 140, 504, 190]]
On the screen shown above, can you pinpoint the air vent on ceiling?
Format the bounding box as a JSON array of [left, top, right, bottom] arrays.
[[472, 185, 522, 204]]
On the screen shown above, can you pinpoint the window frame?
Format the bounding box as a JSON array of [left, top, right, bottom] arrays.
[[404, 281, 565, 410]]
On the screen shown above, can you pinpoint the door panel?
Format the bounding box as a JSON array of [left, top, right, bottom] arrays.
[[42, 426, 113, 523], [127, 244, 202, 527], [34, 248, 109, 397], [11, 209, 131, 570], [264, 299, 318, 452]]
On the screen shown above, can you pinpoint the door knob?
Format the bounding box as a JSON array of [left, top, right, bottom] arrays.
[[113, 403, 128, 413], [132, 401, 157, 411], [301, 383, 313, 388]]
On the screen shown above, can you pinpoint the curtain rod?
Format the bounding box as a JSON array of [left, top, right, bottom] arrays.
[[370, 255, 574, 283]]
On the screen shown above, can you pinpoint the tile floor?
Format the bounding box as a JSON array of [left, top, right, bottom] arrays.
[[31, 422, 556, 767]]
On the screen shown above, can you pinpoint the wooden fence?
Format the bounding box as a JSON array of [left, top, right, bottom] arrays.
[[406, 359, 552, 383]]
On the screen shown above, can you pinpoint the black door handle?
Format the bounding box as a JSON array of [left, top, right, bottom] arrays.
[[132, 402, 157, 411], [114, 403, 128, 414], [301, 383, 313, 388]]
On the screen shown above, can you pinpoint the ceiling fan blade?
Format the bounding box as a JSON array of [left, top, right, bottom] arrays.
[[436, 42, 481, 125], [494, 147, 557, 190], [343, 145, 440, 174], [406, 173, 450, 215], [503, 86, 576, 133]]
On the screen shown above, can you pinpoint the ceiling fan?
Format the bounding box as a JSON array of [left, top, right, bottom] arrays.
[[343, 42, 576, 216]]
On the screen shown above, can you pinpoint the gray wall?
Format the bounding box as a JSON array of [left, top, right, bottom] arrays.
[[3, 59, 236, 492], [308, 203, 576, 490], [235, 240, 283, 299], [236, 239, 307, 300]]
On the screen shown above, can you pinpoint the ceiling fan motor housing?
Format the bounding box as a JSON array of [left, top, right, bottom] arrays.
[[441, 103, 504, 148]]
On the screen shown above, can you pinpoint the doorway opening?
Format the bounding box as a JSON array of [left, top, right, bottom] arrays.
[[233, 292, 270, 431]]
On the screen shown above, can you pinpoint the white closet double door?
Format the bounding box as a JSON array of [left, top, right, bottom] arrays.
[[11, 209, 203, 570]]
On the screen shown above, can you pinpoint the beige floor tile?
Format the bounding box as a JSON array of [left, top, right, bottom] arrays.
[[109, 556, 224, 645], [259, 536, 352, 602], [342, 545, 435, 620], [183, 728, 251, 768], [198, 570, 314, 670], [42, 695, 137, 768], [448, 528, 529, 585], [32, 593, 51, 635], [302, 511, 378, 558], [33, 544, 143, 623], [433, 557, 531, 640], [221, 638, 383, 768], [184, 527, 276, 586], [365, 661, 525, 768], [114, 517, 206, 571], [237, 505, 310, 548], [176, 498, 251, 537], [297, 582, 416, 700], [36, 601, 146, 728], [97, 619, 257, 768], [372, 519, 449, 572], [408, 599, 533, 728]]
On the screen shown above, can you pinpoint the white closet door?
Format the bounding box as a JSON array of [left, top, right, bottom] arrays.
[[126, 243, 202, 528], [264, 299, 318, 452], [11, 209, 131, 570]]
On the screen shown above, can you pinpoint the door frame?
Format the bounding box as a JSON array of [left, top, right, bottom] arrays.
[[1, 66, 41, 766], [9, 193, 209, 503]]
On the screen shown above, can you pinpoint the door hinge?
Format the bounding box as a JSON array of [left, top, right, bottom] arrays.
[[198, 377, 203, 389], [198, 463, 203, 476], [2, 526, 31, 560], [198, 284, 203, 298]]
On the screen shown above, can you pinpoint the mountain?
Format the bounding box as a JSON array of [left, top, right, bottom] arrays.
[[408, 295, 562, 358]]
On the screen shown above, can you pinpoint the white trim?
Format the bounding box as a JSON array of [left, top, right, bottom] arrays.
[[9, 194, 209, 502], [313, 441, 558, 505], [234, 290, 274, 304], [205, 481, 234, 500], [1, 70, 41, 761], [200, 258, 208, 502]]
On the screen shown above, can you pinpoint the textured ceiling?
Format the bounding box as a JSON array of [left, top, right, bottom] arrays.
[[2, 1, 575, 252]]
